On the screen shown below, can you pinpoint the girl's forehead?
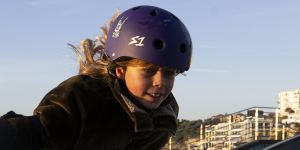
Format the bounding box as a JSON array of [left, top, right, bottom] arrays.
[[125, 58, 178, 71], [130, 63, 178, 71]]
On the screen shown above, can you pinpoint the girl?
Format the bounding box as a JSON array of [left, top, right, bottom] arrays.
[[0, 5, 192, 150]]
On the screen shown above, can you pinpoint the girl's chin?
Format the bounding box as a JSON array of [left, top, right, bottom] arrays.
[[134, 94, 166, 110], [139, 99, 163, 110]]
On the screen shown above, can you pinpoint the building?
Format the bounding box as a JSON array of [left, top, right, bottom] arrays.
[[203, 111, 274, 149], [166, 105, 300, 149], [278, 89, 300, 123]]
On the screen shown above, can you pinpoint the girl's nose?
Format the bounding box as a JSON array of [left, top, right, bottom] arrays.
[[152, 70, 164, 88]]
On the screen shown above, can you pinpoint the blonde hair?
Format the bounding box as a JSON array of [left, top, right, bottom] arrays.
[[69, 10, 121, 79]]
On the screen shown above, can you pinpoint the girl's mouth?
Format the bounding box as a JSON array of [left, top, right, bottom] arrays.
[[150, 93, 161, 97]]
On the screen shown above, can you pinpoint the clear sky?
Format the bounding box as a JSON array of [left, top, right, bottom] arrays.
[[1, 0, 300, 120]]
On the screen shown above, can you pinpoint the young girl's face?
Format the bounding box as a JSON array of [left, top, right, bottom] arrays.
[[116, 61, 178, 110]]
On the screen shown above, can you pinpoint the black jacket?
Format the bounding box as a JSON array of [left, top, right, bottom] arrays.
[[1, 75, 179, 150]]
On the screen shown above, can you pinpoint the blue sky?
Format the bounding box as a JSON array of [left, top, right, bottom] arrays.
[[1, 0, 300, 120]]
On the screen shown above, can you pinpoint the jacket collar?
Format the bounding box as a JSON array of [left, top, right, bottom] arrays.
[[108, 79, 177, 134]]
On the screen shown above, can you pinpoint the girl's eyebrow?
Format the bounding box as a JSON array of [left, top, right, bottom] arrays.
[[140, 66, 159, 70]]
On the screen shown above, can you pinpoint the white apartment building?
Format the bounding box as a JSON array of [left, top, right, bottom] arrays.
[[203, 114, 273, 149], [278, 89, 300, 123]]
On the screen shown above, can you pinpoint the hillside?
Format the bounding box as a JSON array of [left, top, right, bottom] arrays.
[[174, 119, 203, 143]]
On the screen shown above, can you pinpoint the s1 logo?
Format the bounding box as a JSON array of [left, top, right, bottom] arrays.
[[128, 36, 145, 46]]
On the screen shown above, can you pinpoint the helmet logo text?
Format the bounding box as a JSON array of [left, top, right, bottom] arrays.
[[128, 36, 145, 46], [112, 16, 128, 38]]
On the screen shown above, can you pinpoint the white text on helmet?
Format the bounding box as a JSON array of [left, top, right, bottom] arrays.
[[112, 16, 128, 38]]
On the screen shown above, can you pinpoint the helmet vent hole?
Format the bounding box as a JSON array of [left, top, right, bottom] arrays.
[[153, 39, 164, 50], [150, 10, 158, 16], [180, 43, 187, 53], [131, 7, 140, 11]]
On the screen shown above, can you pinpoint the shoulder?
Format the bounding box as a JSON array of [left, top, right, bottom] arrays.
[[59, 75, 106, 86], [54, 75, 108, 92], [37, 75, 110, 106]]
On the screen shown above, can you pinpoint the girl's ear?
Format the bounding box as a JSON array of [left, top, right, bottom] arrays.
[[115, 67, 125, 80]]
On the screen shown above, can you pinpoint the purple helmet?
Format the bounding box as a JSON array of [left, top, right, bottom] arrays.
[[105, 5, 192, 72]]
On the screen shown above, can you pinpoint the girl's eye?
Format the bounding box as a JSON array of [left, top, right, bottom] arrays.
[[142, 67, 157, 75], [163, 70, 178, 77], [140, 67, 178, 77]]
